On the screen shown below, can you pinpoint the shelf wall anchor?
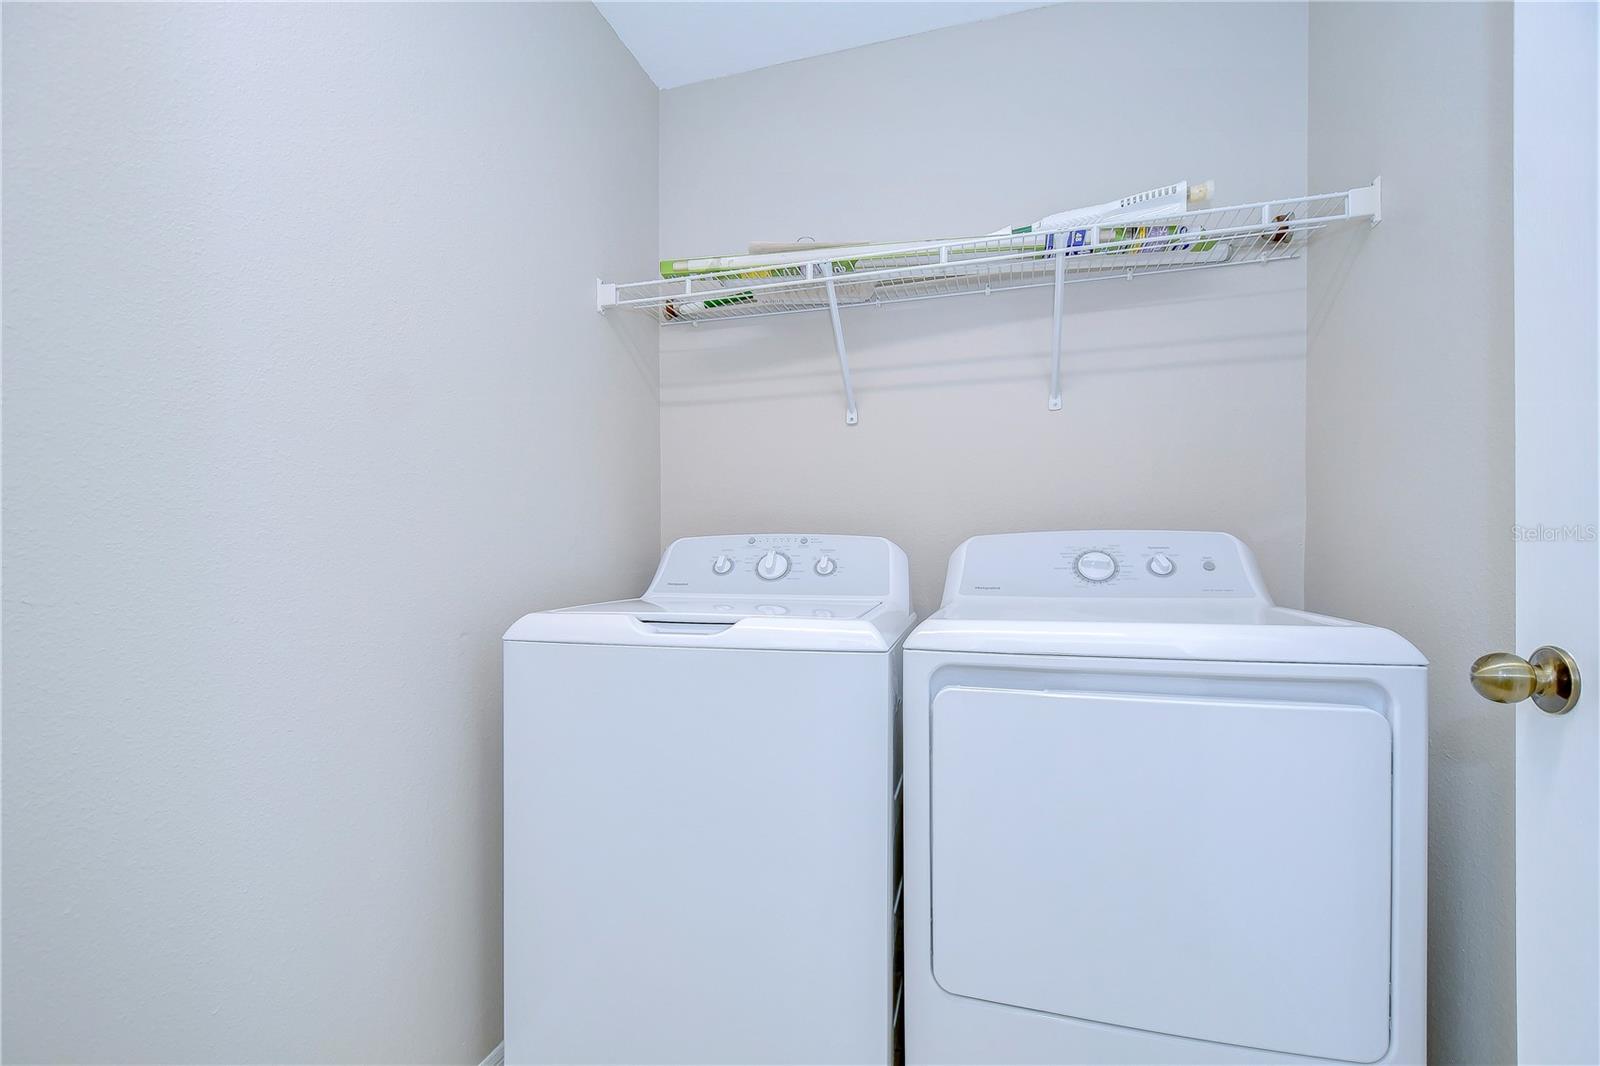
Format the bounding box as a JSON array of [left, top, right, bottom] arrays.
[[823, 262, 860, 426], [1048, 247, 1066, 411], [1351, 175, 1383, 227]]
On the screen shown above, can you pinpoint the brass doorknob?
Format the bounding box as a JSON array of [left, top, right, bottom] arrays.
[[1470, 646, 1581, 715]]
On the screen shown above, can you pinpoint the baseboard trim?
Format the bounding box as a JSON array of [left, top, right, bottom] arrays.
[[480, 1040, 505, 1066]]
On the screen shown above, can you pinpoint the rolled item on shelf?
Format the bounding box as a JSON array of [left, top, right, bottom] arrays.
[[659, 239, 958, 280], [658, 180, 1215, 280], [998, 179, 1215, 236], [663, 277, 878, 319], [746, 240, 869, 254]]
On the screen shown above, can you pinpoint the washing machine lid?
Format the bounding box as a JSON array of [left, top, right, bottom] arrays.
[[556, 596, 884, 622], [505, 596, 913, 652], [504, 534, 915, 652], [907, 531, 1426, 666]]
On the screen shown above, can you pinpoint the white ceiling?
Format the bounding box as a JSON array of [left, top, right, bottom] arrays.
[[595, 2, 1052, 90]]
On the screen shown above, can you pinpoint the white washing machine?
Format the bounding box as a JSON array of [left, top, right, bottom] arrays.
[[903, 531, 1427, 1065], [504, 534, 914, 1066]]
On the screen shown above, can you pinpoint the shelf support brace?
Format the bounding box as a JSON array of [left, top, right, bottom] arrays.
[[1048, 247, 1066, 411], [1348, 175, 1383, 227], [822, 262, 859, 425]]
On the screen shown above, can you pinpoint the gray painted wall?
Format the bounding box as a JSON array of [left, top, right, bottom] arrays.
[[1307, 4, 1516, 1061], [658, 2, 1310, 616], [0, 2, 1523, 1062], [1, 4, 659, 1061]]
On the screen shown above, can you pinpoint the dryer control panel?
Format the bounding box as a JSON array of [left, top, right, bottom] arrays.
[[647, 534, 899, 599], [949, 530, 1271, 601]]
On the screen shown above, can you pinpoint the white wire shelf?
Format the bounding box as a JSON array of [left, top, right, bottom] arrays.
[[599, 180, 1381, 423]]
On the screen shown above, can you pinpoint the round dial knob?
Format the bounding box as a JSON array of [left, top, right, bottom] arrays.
[[755, 550, 791, 581], [1147, 553, 1175, 577], [814, 555, 837, 576], [711, 554, 734, 575], [1075, 550, 1117, 582]]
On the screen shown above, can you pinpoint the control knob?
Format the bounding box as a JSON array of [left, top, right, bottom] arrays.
[[1075, 550, 1117, 582], [1148, 553, 1175, 577], [756, 550, 791, 581], [712, 554, 734, 575], [814, 556, 837, 576]]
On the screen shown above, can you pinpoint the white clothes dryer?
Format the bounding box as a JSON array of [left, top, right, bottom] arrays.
[[903, 531, 1426, 1065]]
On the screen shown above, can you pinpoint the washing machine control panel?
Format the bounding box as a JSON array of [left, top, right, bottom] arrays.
[[648, 534, 894, 598], [954, 531, 1270, 600]]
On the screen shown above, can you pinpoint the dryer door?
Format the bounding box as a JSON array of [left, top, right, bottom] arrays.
[[930, 683, 1392, 1063]]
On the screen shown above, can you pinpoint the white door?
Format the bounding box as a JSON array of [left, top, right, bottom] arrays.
[[1505, 4, 1600, 1062]]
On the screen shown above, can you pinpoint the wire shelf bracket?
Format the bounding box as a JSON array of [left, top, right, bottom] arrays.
[[600, 180, 1383, 423], [822, 263, 860, 425], [1048, 249, 1067, 411]]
